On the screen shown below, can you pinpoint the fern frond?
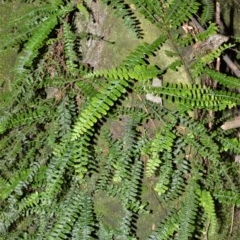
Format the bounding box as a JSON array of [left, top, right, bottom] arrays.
[[56, 96, 77, 136], [86, 64, 160, 81], [15, 15, 58, 75], [157, 138, 189, 201], [63, 22, 79, 74], [192, 43, 234, 76], [198, 190, 218, 237], [71, 78, 129, 139], [15, 4, 73, 76], [196, 23, 218, 42], [217, 135, 240, 154], [71, 195, 97, 240], [199, 0, 215, 24], [165, 0, 200, 29], [118, 209, 137, 239], [145, 120, 177, 177], [0, 168, 32, 200], [76, 80, 98, 98], [3, 103, 54, 132], [122, 160, 144, 204], [178, 114, 218, 153], [154, 157, 173, 196], [1, 3, 56, 50], [148, 209, 179, 240], [178, 182, 199, 240], [179, 23, 218, 47], [72, 65, 160, 139], [130, 0, 164, 24], [143, 83, 239, 111], [18, 192, 41, 215], [48, 189, 94, 240], [44, 136, 72, 202], [113, 115, 143, 184], [68, 136, 92, 180], [101, 0, 143, 38], [122, 35, 168, 67], [184, 135, 219, 164], [161, 168, 187, 201], [96, 128, 125, 193], [214, 190, 240, 207], [98, 223, 115, 240], [204, 68, 240, 89]]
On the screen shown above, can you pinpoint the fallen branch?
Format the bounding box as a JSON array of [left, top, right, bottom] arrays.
[[221, 116, 240, 130]]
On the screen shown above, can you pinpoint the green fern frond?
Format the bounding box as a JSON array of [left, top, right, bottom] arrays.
[[113, 115, 143, 185], [0, 169, 31, 200], [178, 182, 199, 240], [15, 4, 74, 76], [76, 80, 98, 98], [76, 2, 90, 21], [144, 83, 239, 111], [154, 158, 173, 196], [122, 160, 143, 203], [15, 15, 59, 75], [98, 223, 115, 240], [184, 135, 220, 164], [145, 116, 177, 177], [217, 135, 240, 154], [161, 170, 186, 201], [199, 0, 215, 24], [3, 103, 53, 132], [196, 23, 218, 42], [204, 68, 240, 89], [86, 64, 160, 81], [130, 0, 164, 25], [54, 96, 77, 138], [148, 209, 179, 240], [63, 22, 79, 74], [48, 190, 93, 240], [122, 35, 168, 67], [118, 209, 137, 239], [165, 0, 200, 29], [68, 136, 92, 180], [157, 138, 189, 201], [192, 43, 234, 76], [44, 137, 72, 201], [198, 190, 218, 237], [101, 0, 143, 38], [179, 23, 218, 47], [96, 129, 122, 191], [72, 65, 160, 140], [71, 195, 97, 240], [18, 192, 41, 215], [71, 78, 129, 139], [1, 3, 57, 51], [214, 190, 240, 207]]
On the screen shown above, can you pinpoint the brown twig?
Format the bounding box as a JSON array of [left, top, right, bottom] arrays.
[[208, 2, 222, 129], [216, 2, 221, 27], [222, 55, 240, 77]]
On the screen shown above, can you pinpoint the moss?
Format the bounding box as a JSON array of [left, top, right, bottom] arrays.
[[94, 191, 124, 229]]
